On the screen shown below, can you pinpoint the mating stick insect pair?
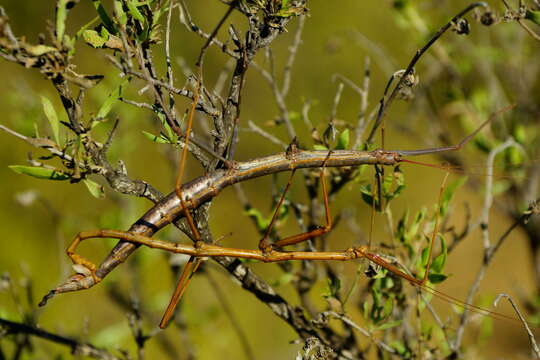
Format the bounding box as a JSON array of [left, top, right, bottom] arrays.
[[34, 1, 525, 334], [38, 67, 518, 329]]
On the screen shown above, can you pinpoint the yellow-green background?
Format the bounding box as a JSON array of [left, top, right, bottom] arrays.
[[0, 1, 536, 358]]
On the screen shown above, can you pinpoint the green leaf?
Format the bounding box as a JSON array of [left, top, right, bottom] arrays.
[[371, 280, 383, 305], [158, 112, 175, 142], [83, 179, 105, 198], [420, 245, 429, 268], [96, 79, 129, 119], [313, 144, 328, 151], [114, 2, 128, 26], [428, 273, 448, 284], [526, 10, 540, 26], [76, 15, 100, 39], [26, 45, 57, 56], [127, 0, 146, 24], [9, 165, 70, 180], [507, 146, 524, 167], [407, 207, 426, 239], [82, 29, 107, 48], [56, 0, 68, 43], [385, 183, 405, 202], [390, 340, 408, 355], [362, 300, 370, 319], [373, 319, 402, 331], [64, 34, 76, 56], [326, 276, 341, 297], [382, 297, 393, 318], [430, 235, 447, 273], [359, 184, 373, 206], [370, 268, 388, 280], [100, 26, 110, 40], [382, 173, 393, 194], [40, 96, 60, 144], [92, 0, 116, 33], [244, 208, 269, 231], [335, 129, 349, 150], [360, 184, 378, 208], [396, 209, 408, 242], [142, 131, 170, 144]]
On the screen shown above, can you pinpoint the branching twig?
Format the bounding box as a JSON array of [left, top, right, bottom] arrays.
[[453, 138, 534, 353], [366, 2, 489, 143], [0, 318, 121, 360], [318, 311, 396, 355], [501, 0, 540, 41]]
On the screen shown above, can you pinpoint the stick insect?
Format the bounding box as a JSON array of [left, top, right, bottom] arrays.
[[34, 0, 523, 336], [0, 0, 535, 357], [39, 86, 518, 329]]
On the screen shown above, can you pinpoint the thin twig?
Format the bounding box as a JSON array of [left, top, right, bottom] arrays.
[[366, 2, 489, 143], [178, 0, 240, 61], [332, 74, 364, 96], [0, 125, 78, 165], [353, 57, 371, 149], [0, 318, 121, 360], [501, 0, 540, 41], [301, 100, 314, 131], [165, 0, 176, 110], [494, 293, 540, 358], [282, 15, 305, 97], [120, 98, 154, 111], [453, 139, 529, 352], [266, 47, 296, 140], [330, 82, 344, 123], [245, 120, 288, 149], [320, 312, 396, 354]]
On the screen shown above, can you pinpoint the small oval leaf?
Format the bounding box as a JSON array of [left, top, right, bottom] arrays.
[[313, 144, 328, 151], [526, 10, 540, 26], [9, 165, 70, 180], [41, 96, 60, 144], [142, 131, 170, 144], [82, 29, 107, 48], [428, 273, 448, 284], [96, 78, 129, 119], [83, 179, 105, 198], [336, 128, 350, 150]]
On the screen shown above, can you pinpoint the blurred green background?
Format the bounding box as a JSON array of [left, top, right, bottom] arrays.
[[0, 1, 538, 358]]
